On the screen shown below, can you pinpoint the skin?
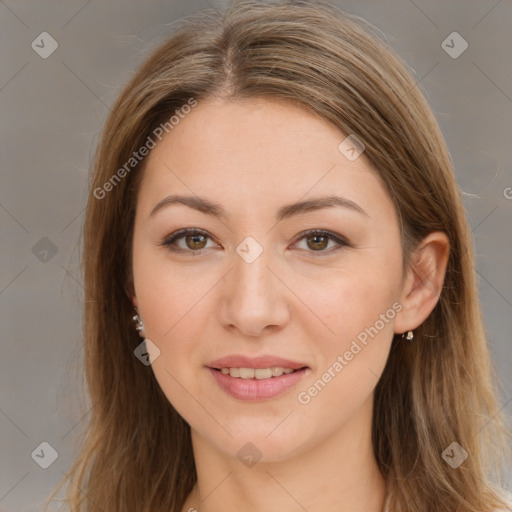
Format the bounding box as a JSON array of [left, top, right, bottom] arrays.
[[130, 96, 449, 512]]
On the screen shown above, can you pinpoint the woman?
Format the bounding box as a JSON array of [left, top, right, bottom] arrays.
[[47, 1, 512, 511]]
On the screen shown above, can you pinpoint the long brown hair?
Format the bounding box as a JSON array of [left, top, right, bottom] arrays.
[[46, 1, 512, 510]]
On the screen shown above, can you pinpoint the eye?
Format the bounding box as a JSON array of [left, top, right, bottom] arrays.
[[160, 228, 220, 255], [292, 229, 349, 255]]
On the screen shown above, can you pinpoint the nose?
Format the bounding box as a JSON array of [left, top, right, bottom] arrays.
[[219, 243, 290, 338]]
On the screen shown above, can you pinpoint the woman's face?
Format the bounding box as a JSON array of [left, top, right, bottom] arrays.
[[131, 97, 405, 462]]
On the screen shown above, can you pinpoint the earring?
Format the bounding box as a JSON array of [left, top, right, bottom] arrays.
[[132, 310, 145, 338], [401, 330, 414, 341]]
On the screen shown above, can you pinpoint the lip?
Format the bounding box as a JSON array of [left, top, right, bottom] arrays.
[[207, 354, 309, 370], [207, 367, 309, 401], [206, 355, 310, 401]]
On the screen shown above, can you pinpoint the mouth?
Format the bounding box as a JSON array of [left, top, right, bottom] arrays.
[[206, 356, 310, 401]]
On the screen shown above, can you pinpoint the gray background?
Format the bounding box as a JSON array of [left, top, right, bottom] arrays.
[[1, 1, 511, 510]]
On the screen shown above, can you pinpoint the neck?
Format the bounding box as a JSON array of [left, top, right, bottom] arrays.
[[182, 394, 387, 512]]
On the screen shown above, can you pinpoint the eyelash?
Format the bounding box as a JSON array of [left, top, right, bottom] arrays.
[[159, 228, 350, 257]]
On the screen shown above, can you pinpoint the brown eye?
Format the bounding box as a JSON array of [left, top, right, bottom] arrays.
[[184, 233, 207, 250], [161, 228, 218, 254], [294, 229, 349, 255], [306, 234, 329, 251]]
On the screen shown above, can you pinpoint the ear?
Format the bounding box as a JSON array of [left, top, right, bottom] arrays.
[[394, 231, 450, 334]]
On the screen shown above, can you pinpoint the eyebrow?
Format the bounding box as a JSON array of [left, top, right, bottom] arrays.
[[148, 194, 369, 221]]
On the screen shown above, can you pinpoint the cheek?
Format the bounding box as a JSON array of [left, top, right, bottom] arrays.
[[293, 278, 397, 433], [294, 259, 399, 397], [134, 261, 212, 421], [293, 260, 400, 340], [132, 244, 212, 339]]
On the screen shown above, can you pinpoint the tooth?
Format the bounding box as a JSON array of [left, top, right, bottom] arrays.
[[220, 367, 298, 378], [255, 368, 273, 379], [271, 367, 284, 377], [238, 368, 255, 379]]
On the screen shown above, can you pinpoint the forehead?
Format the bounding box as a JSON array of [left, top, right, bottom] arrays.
[[137, 96, 392, 221], [149, 96, 354, 169]]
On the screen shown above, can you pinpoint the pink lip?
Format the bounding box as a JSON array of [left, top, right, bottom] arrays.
[[207, 354, 308, 370], [207, 367, 309, 401]]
